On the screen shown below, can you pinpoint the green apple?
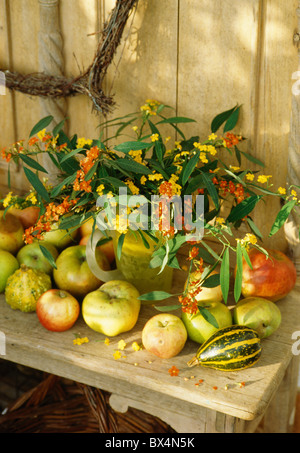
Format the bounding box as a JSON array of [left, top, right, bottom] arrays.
[[0, 250, 19, 292], [142, 313, 188, 359], [17, 242, 59, 275], [53, 245, 110, 299], [42, 222, 78, 250], [82, 280, 141, 336], [181, 301, 233, 344], [232, 297, 281, 338], [0, 210, 24, 255]]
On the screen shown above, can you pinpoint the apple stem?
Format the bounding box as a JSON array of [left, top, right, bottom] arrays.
[[59, 291, 67, 298]]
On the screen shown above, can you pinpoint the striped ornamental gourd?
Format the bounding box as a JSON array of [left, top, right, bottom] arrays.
[[187, 325, 262, 371]]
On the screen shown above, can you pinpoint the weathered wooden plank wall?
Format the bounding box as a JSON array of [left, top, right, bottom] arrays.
[[0, 0, 298, 250]]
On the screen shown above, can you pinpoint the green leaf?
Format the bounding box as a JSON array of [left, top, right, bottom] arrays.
[[137, 229, 150, 249], [157, 116, 196, 124], [19, 154, 48, 173], [269, 200, 297, 237], [211, 106, 237, 133], [116, 158, 152, 175], [29, 116, 54, 138], [234, 241, 243, 302], [220, 247, 230, 303], [182, 151, 200, 186], [58, 215, 83, 230], [223, 106, 241, 133], [185, 173, 206, 195], [100, 176, 128, 189], [201, 273, 220, 288], [39, 244, 57, 270], [114, 141, 152, 153], [198, 306, 219, 328], [201, 171, 219, 209], [154, 304, 182, 312], [138, 291, 174, 301], [200, 241, 220, 261], [59, 148, 85, 164], [52, 118, 67, 137], [240, 150, 265, 167], [23, 167, 50, 202], [227, 195, 262, 223], [246, 217, 263, 240], [50, 173, 77, 198], [117, 233, 126, 261], [242, 246, 253, 270]]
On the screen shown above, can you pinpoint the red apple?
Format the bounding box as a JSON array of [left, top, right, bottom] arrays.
[[36, 289, 80, 332], [8, 206, 40, 229], [0, 210, 24, 254], [79, 234, 115, 264], [239, 248, 297, 302], [142, 313, 188, 359], [53, 245, 110, 299]]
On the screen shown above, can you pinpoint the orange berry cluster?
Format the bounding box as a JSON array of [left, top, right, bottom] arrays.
[[73, 146, 100, 193]]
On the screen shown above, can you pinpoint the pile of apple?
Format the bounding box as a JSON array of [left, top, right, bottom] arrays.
[[0, 207, 297, 362]]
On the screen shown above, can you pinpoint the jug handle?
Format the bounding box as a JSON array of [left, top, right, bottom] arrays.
[[86, 229, 125, 282]]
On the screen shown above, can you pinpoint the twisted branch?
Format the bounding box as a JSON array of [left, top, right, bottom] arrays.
[[1, 0, 138, 115]]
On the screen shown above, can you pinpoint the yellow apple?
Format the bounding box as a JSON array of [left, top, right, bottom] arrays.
[[82, 280, 141, 336], [42, 222, 78, 250], [185, 270, 223, 304], [0, 210, 24, 254], [0, 250, 19, 292], [142, 313, 188, 359], [53, 245, 110, 299], [233, 297, 282, 339]]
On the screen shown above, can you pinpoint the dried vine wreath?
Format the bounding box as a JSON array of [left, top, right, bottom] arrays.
[[1, 0, 138, 115]]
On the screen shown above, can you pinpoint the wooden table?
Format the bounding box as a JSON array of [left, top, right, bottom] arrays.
[[0, 271, 300, 433]]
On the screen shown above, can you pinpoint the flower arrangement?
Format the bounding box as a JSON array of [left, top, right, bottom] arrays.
[[1, 100, 299, 323]]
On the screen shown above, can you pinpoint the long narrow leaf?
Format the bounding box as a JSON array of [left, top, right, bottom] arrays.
[[234, 241, 243, 302], [117, 233, 125, 260], [157, 116, 196, 124], [138, 291, 174, 301], [220, 247, 230, 303], [201, 171, 219, 209], [227, 195, 262, 223], [269, 200, 297, 237], [211, 106, 237, 133], [198, 306, 219, 328], [29, 116, 53, 138], [23, 167, 50, 202], [19, 154, 48, 173], [182, 151, 200, 186], [39, 244, 57, 270], [223, 106, 241, 133], [114, 141, 152, 153]]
